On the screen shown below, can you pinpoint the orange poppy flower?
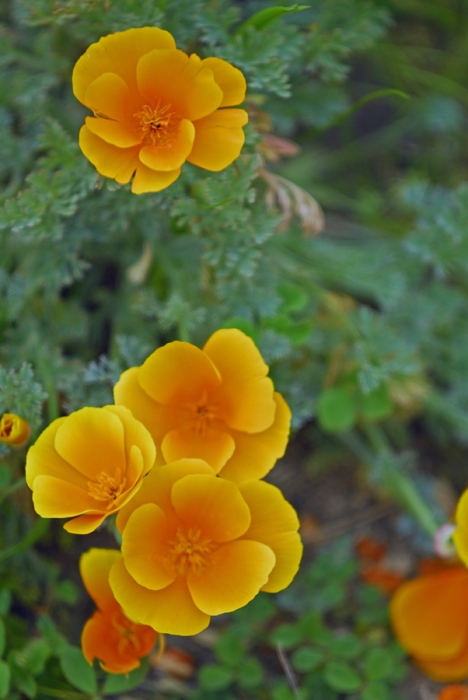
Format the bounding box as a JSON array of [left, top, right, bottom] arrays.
[[390, 567, 468, 682], [438, 686, 468, 700], [114, 328, 291, 483], [72, 27, 248, 194], [0, 413, 31, 446], [25, 405, 156, 534], [80, 548, 157, 674], [109, 458, 303, 636]]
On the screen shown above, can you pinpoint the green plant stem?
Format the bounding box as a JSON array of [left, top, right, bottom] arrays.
[[0, 517, 49, 562], [35, 347, 59, 424], [342, 427, 439, 538], [0, 477, 25, 505]]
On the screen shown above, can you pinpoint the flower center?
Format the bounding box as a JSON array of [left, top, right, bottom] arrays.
[[134, 102, 178, 146], [88, 469, 125, 509], [111, 610, 141, 655], [169, 527, 214, 575]]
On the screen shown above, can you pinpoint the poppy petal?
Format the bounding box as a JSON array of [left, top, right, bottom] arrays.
[[72, 27, 176, 102], [85, 116, 142, 148], [122, 503, 177, 590], [104, 405, 156, 476], [64, 513, 107, 534], [171, 473, 251, 542], [32, 475, 96, 517], [110, 559, 210, 636], [79, 126, 140, 183], [139, 119, 195, 171], [131, 162, 181, 194], [25, 417, 86, 490], [201, 57, 246, 107], [80, 548, 122, 612], [138, 341, 221, 406], [187, 539, 275, 615], [83, 72, 134, 121], [219, 393, 291, 483], [239, 480, 302, 593], [161, 425, 235, 473], [116, 459, 215, 534], [391, 568, 468, 661], [113, 367, 179, 466], [203, 328, 275, 432], [54, 406, 126, 481], [187, 109, 247, 171]]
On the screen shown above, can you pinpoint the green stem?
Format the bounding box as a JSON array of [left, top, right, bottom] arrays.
[[35, 345, 59, 424], [0, 517, 49, 562], [343, 427, 440, 538], [0, 477, 25, 504]]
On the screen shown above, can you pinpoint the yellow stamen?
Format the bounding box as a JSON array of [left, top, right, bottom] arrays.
[[88, 469, 125, 509]]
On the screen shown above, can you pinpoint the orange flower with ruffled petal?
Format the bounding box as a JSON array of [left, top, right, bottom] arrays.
[[114, 329, 291, 483], [80, 548, 157, 674], [108, 458, 302, 636], [0, 413, 31, 446], [25, 405, 156, 534], [72, 27, 248, 194], [390, 567, 468, 682]]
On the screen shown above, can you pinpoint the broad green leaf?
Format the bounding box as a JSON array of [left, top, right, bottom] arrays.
[[236, 5, 310, 33], [0, 466, 11, 490], [269, 624, 303, 649], [0, 621, 4, 658], [317, 385, 358, 432], [215, 628, 248, 667], [362, 680, 390, 700], [324, 661, 362, 693], [237, 657, 264, 689], [59, 645, 97, 694], [13, 672, 36, 699], [364, 647, 393, 681], [0, 661, 10, 699], [22, 639, 51, 676], [198, 664, 234, 691], [279, 283, 309, 312], [328, 634, 364, 660], [102, 658, 149, 695], [0, 591, 10, 617], [271, 680, 296, 700], [360, 384, 393, 421], [291, 646, 325, 672]]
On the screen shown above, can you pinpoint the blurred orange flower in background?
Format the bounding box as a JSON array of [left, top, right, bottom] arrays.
[[72, 27, 248, 194], [0, 412, 31, 446], [390, 567, 468, 682], [438, 685, 468, 700], [80, 548, 157, 674], [109, 458, 302, 636], [25, 405, 156, 534], [114, 328, 291, 483]]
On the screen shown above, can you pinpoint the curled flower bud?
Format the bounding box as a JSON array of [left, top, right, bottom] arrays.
[[0, 413, 31, 447]]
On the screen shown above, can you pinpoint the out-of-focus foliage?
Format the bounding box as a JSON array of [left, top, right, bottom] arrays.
[[2, 0, 468, 696]]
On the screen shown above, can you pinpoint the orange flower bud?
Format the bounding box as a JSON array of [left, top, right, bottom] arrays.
[[72, 27, 248, 194], [80, 549, 158, 674], [0, 413, 31, 447], [114, 329, 291, 484]]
